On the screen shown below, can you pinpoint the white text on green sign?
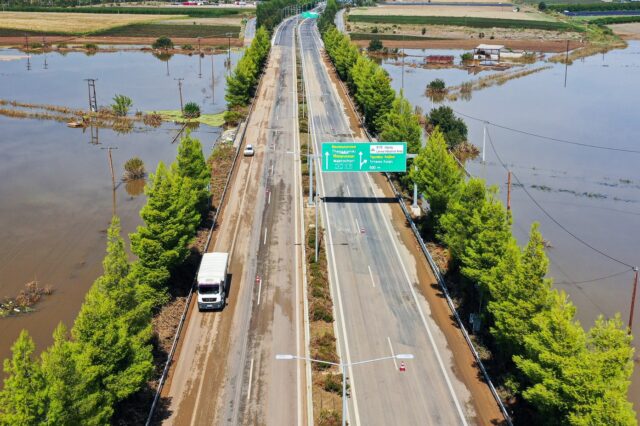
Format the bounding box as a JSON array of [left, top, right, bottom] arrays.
[[321, 142, 407, 172]]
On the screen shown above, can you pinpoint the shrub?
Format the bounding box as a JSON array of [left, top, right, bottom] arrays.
[[427, 78, 446, 92], [183, 102, 201, 119], [223, 108, 246, 125], [538, 1, 547, 11], [143, 113, 162, 127], [323, 373, 343, 394], [123, 157, 145, 180], [111, 94, 133, 117], [421, 27, 426, 35], [84, 43, 98, 50], [318, 410, 341, 426], [311, 333, 338, 370], [152, 36, 173, 50], [460, 52, 473, 62], [29, 42, 42, 49], [368, 38, 383, 52], [371, 26, 378, 33], [182, 44, 194, 50], [310, 300, 333, 322]]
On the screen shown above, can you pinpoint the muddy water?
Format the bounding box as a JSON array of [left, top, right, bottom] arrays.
[[382, 42, 640, 408], [0, 48, 236, 366]]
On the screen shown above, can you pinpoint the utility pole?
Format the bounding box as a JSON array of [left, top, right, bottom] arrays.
[[174, 78, 184, 112], [85, 79, 98, 112], [629, 267, 639, 333], [564, 39, 569, 88], [482, 121, 487, 163], [197, 36, 201, 53], [24, 33, 29, 50], [101, 146, 118, 190], [507, 170, 512, 211], [225, 32, 233, 75]]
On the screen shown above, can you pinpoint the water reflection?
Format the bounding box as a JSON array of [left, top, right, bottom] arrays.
[[125, 178, 146, 197]]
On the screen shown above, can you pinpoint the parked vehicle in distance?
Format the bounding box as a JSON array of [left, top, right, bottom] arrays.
[[244, 144, 255, 156], [197, 252, 229, 311]]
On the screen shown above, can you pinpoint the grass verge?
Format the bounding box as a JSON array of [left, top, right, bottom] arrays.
[[348, 14, 581, 31], [151, 109, 225, 127]]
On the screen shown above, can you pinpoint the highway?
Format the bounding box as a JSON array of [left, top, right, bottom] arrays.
[[299, 18, 477, 425], [162, 17, 308, 426]]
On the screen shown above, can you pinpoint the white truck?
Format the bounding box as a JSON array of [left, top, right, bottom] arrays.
[[197, 252, 229, 311]]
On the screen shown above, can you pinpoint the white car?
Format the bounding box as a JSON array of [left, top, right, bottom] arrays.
[[244, 144, 255, 156]]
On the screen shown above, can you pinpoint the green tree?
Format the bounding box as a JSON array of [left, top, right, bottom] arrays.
[[488, 223, 554, 359], [349, 55, 395, 133], [426, 106, 468, 149], [378, 93, 423, 154], [568, 314, 636, 425], [130, 163, 200, 295], [40, 324, 83, 425], [368, 38, 383, 52], [111, 94, 132, 117], [410, 128, 463, 230], [319, 0, 339, 34], [183, 102, 201, 119], [460, 187, 511, 295], [515, 291, 586, 423], [73, 217, 153, 423], [0, 330, 47, 425], [173, 132, 210, 216], [152, 36, 173, 50], [438, 178, 487, 261]]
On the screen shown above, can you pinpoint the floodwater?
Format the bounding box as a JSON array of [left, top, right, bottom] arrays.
[[0, 47, 239, 365], [383, 42, 640, 409]]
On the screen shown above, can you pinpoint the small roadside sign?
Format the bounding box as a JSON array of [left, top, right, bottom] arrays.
[[321, 142, 407, 173]]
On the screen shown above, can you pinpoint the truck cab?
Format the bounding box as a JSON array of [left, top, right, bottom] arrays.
[[197, 252, 229, 311]]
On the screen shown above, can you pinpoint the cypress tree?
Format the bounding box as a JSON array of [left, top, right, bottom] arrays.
[[409, 128, 463, 231], [377, 93, 423, 154], [0, 330, 47, 425]]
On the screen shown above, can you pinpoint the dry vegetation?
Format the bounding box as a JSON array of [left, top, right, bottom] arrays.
[[0, 280, 53, 318], [445, 65, 551, 100], [0, 12, 181, 34]]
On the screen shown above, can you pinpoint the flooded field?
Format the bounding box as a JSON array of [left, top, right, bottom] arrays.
[[383, 42, 640, 406], [0, 47, 238, 365]]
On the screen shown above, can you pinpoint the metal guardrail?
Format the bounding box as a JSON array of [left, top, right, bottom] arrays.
[[144, 38, 274, 426], [328, 51, 513, 425]]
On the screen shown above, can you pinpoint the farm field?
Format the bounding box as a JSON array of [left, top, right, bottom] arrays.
[[610, 22, 640, 38], [0, 11, 180, 34], [349, 5, 554, 22], [95, 23, 242, 38]]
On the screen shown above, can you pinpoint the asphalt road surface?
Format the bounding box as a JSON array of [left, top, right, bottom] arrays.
[[163, 17, 307, 426], [299, 18, 477, 425]]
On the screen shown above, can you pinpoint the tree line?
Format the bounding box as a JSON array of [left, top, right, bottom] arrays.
[[319, 11, 636, 425], [0, 132, 211, 425], [224, 26, 271, 125], [256, 0, 316, 32]]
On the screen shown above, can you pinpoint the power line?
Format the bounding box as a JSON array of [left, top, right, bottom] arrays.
[[485, 127, 635, 269], [454, 109, 640, 155], [555, 268, 634, 285]]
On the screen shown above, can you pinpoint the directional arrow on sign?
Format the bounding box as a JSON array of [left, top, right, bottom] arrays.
[[359, 151, 367, 170]]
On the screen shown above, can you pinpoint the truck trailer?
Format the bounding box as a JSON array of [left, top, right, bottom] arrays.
[[197, 252, 229, 311]]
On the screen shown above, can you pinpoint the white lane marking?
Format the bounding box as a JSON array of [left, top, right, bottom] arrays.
[[368, 265, 376, 288], [299, 20, 361, 426], [355, 218, 360, 235], [271, 164, 274, 176], [247, 358, 255, 402], [387, 337, 398, 370], [264, 227, 267, 245], [346, 185, 351, 197], [268, 190, 271, 205], [257, 277, 262, 306]]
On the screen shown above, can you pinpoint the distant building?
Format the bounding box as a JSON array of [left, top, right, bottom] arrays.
[[473, 44, 504, 62]]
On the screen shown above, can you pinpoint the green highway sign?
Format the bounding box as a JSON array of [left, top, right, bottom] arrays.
[[321, 142, 407, 173], [301, 11, 319, 18]]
